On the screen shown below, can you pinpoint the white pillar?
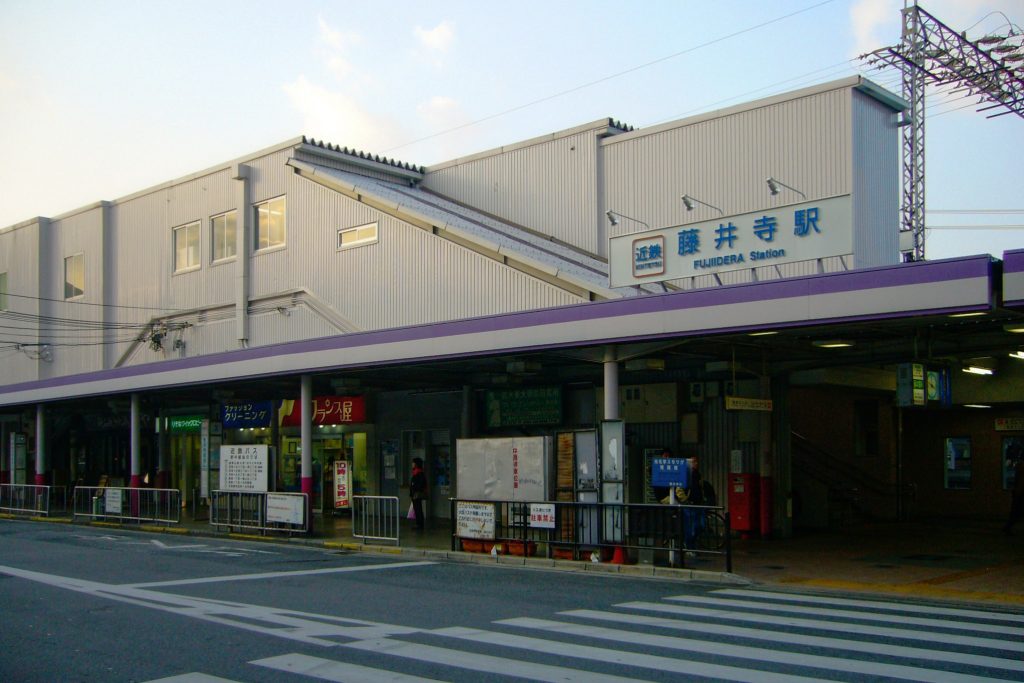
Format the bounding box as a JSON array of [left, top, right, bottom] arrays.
[[603, 347, 619, 420]]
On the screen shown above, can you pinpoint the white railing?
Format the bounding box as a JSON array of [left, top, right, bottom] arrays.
[[0, 484, 65, 517], [352, 495, 400, 545], [72, 486, 181, 524], [209, 490, 309, 536]]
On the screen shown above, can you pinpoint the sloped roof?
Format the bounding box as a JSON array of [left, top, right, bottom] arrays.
[[287, 157, 664, 300]]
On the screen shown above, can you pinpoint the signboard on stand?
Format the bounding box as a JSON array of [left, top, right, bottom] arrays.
[[334, 460, 350, 509], [266, 493, 305, 525], [456, 501, 496, 539]]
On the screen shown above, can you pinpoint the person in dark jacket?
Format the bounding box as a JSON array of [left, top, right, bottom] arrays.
[[410, 457, 427, 531]]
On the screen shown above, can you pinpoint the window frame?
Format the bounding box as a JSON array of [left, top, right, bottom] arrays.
[[211, 209, 238, 264], [172, 220, 202, 274], [64, 253, 85, 300], [254, 195, 287, 253], [337, 221, 379, 251]]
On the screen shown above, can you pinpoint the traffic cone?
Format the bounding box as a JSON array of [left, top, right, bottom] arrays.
[[611, 545, 628, 565]]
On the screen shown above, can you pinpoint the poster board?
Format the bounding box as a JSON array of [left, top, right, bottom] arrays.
[[456, 437, 551, 502]]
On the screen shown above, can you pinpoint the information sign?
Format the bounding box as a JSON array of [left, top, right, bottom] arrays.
[[529, 503, 556, 529], [105, 488, 123, 514], [650, 457, 690, 488], [219, 445, 269, 492], [456, 501, 496, 539], [266, 493, 305, 525], [484, 387, 562, 428]]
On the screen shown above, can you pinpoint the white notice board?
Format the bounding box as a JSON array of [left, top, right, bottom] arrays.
[[219, 445, 269, 492], [456, 501, 496, 539], [266, 493, 305, 525]]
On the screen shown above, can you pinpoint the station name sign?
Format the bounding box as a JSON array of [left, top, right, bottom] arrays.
[[609, 195, 852, 287]]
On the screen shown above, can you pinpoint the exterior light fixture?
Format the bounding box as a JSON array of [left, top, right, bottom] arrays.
[[962, 365, 994, 375], [605, 209, 650, 231], [680, 194, 724, 215], [964, 404, 991, 409], [1009, 350, 1024, 360], [1004, 323, 1024, 333], [766, 177, 806, 199], [949, 311, 986, 318], [812, 339, 854, 348], [749, 330, 778, 337]]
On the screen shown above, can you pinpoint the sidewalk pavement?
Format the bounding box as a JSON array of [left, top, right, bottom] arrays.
[[16, 511, 1023, 608]]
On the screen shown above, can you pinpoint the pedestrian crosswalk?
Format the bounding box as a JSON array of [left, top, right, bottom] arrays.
[[154, 587, 1024, 682]]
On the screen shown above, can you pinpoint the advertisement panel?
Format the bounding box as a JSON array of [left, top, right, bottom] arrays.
[[334, 460, 350, 509]]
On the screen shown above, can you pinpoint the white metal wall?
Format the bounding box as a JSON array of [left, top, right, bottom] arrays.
[[421, 126, 604, 254], [852, 89, 900, 268], [0, 221, 43, 384]]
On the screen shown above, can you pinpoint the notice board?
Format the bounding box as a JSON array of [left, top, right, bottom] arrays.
[[456, 437, 551, 502]]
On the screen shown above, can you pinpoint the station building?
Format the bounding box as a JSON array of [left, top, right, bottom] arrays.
[[1, 76, 1022, 537]]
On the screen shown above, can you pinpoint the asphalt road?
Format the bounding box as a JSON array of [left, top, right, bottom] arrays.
[[1, 520, 1022, 682]]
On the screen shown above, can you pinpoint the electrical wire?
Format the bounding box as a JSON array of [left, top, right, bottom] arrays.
[[0, 291, 181, 312]]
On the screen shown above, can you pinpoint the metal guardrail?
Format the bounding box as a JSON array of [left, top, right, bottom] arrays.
[[209, 490, 309, 536], [352, 495, 400, 545], [450, 499, 731, 571], [72, 486, 181, 524], [0, 484, 67, 517]]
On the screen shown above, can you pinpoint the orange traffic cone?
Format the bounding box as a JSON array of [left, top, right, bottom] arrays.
[[611, 546, 628, 565]]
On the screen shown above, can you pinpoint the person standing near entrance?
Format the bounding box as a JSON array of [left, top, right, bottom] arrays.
[[410, 457, 427, 531], [1004, 444, 1024, 535]]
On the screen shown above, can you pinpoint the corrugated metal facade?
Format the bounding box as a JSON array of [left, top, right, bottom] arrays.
[[421, 126, 604, 254], [852, 90, 901, 268]]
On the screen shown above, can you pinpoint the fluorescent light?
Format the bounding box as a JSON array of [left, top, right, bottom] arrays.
[[812, 340, 854, 348], [1009, 351, 1024, 360], [748, 331, 778, 337], [962, 366, 994, 375], [964, 404, 991, 409], [949, 312, 986, 318], [1005, 323, 1024, 333]]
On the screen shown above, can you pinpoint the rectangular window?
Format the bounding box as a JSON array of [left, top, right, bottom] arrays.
[[212, 210, 238, 262], [337, 222, 378, 250], [0, 272, 7, 310], [255, 196, 286, 251], [173, 221, 201, 273], [64, 253, 84, 299]]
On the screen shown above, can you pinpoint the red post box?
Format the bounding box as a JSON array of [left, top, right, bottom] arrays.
[[728, 473, 760, 536]]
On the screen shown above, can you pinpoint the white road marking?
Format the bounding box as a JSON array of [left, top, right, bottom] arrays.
[[501, 617, 1005, 683], [343, 637, 652, 683], [148, 539, 277, 557], [127, 560, 435, 588], [433, 626, 824, 683], [143, 674, 243, 683], [562, 608, 1024, 674], [620, 600, 1023, 653], [253, 653, 449, 682], [666, 594, 1024, 637], [712, 588, 1024, 622]]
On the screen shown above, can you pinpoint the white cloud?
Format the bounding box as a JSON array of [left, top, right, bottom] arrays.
[[318, 16, 361, 52], [414, 20, 456, 52], [849, 0, 895, 58], [282, 75, 404, 152]]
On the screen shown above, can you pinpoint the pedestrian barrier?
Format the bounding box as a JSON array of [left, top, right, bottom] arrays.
[[209, 490, 308, 536], [0, 484, 66, 517], [352, 495, 400, 545], [450, 498, 731, 571], [72, 486, 181, 524]]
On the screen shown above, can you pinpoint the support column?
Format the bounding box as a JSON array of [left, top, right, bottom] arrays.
[[603, 347, 619, 421], [35, 404, 46, 485], [156, 414, 169, 489], [130, 393, 142, 488], [301, 374, 313, 532]]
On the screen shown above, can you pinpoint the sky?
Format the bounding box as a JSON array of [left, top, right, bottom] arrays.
[[0, 0, 1021, 260]]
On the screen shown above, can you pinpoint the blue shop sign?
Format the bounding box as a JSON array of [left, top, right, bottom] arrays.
[[221, 401, 274, 429], [651, 457, 690, 488]]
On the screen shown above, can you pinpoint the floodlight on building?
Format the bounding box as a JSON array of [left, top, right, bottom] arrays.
[[605, 210, 650, 231], [680, 194, 724, 215], [766, 176, 806, 199]]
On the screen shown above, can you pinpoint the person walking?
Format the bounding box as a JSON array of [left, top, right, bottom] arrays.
[[409, 457, 427, 531]]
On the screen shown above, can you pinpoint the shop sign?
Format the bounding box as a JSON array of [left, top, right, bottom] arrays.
[[169, 416, 204, 433], [219, 445, 269, 492], [529, 503, 556, 529], [609, 195, 853, 286], [725, 396, 773, 412], [896, 363, 926, 407], [456, 501, 496, 540], [279, 396, 366, 427], [334, 460, 350, 509], [485, 387, 562, 428], [221, 401, 274, 429], [996, 418, 1024, 432], [266, 493, 305, 525]]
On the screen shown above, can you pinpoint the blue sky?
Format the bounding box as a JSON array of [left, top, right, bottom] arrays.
[[0, 0, 1020, 260]]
